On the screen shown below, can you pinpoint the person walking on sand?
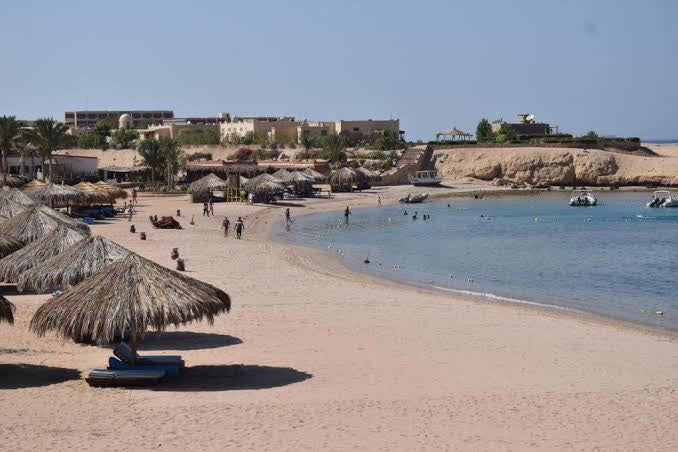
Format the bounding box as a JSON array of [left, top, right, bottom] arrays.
[[222, 217, 230, 237], [285, 208, 293, 224], [209, 198, 214, 216], [235, 217, 244, 239], [203, 201, 209, 217], [131, 187, 138, 204]]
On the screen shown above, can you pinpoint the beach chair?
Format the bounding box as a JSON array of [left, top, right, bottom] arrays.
[[108, 357, 181, 376], [114, 342, 185, 367], [85, 368, 166, 387]]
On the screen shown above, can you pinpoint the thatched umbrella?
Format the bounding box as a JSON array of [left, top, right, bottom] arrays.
[[17, 236, 131, 293], [245, 180, 286, 198], [272, 169, 292, 180], [0, 296, 14, 325], [30, 253, 231, 357], [0, 196, 28, 221], [0, 205, 90, 245], [29, 183, 93, 208], [0, 235, 23, 259], [302, 168, 327, 183], [94, 181, 128, 200], [0, 186, 36, 207], [187, 173, 227, 194], [239, 175, 249, 185], [0, 226, 88, 283], [244, 173, 283, 188], [73, 182, 113, 204], [21, 179, 47, 193], [328, 167, 366, 192]]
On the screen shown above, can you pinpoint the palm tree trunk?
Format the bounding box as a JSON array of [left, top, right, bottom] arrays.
[[47, 151, 53, 182], [31, 153, 35, 179], [18, 153, 24, 176]]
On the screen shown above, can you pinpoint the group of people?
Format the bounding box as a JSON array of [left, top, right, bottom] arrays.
[[202, 199, 215, 217], [221, 216, 245, 239]]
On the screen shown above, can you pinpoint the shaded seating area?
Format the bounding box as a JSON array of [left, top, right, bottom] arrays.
[[328, 167, 368, 192]]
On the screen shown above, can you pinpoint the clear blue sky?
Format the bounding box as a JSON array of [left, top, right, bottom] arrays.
[[1, 0, 676, 140]]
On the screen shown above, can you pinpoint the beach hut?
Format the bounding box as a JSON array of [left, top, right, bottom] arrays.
[[0, 205, 90, 245], [0, 226, 88, 283], [17, 236, 131, 293], [243, 179, 286, 203], [29, 183, 93, 208], [282, 171, 314, 197], [0, 235, 23, 259], [0, 196, 28, 221], [0, 186, 36, 207], [30, 253, 231, 358], [302, 168, 327, 183], [187, 173, 227, 203], [328, 167, 367, 192], [355, 167, 380, 188], [0, 295, 14, 325], [21, 179, 46, 193]]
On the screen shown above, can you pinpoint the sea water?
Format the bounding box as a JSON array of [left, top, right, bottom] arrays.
[[274, 192, 678, 331]]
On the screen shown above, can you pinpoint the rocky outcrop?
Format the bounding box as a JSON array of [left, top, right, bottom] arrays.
[[433, 146, 678, 187]]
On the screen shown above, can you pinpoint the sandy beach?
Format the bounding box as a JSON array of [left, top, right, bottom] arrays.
[[2, 185, 678, 451]]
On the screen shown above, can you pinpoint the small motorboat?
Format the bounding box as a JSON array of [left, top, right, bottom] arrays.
[[409, 170, 442, 186], [399, 193, 429, 204], [647, 190, 678, 208], [569, 190, 597, 206]]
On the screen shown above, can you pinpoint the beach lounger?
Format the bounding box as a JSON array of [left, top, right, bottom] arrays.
[[108, 357, 181, 376], [85, 368, 166, 387], [114, 342, 185, 367]]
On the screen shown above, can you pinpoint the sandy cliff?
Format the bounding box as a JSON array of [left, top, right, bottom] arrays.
[[434, 144, 678, 186]]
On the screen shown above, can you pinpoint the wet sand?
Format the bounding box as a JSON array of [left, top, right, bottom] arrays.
[[1, 184, 678, 451]]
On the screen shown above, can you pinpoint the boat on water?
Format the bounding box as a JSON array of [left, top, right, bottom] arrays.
[[569, 190, 597, 206], [399, 193, 429, 204], [409, 170, 442, 186], [647, 190, 678, 208]]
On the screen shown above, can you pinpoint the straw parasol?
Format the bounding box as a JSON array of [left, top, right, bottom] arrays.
[[302, 168, 327, 182], [244, 179, 286, 197], [355, 166, 380, 182], [73, 182, 113, 204], [0, 196, 28, 221], [244, 173, 283, 187], [187, 173, 227, 194], [0, 235, 23, 259], [0, 205, 90, 245], [0, 186, 36, 207], [0, 226, 88, 283], [21, 179, 47, 193], [94, 181, 128, 200], [17, 236, 131, 293], [272, 169, 292, 180], [328, 167, 366, 191], [0, 295, 15, 325], [29, 183, 93, 208], [30, 253, 231, 355]]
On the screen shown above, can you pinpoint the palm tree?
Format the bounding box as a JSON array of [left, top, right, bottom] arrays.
[[137, 139, 164, 182], [30, 118, 69, 181], [15, 130, 36, 177], [160, 138, 183, 187], [299, 131, 316, 155], [0, 116, 21, 182]]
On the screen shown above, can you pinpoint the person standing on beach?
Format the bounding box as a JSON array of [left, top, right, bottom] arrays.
[[377, 196, 382, 207], [285, 208, 293, 224], [131, 187, 138, 204], [222, 217, 230, 237], [203, 201, 209, 216], [235, 217, 244, 239], [209, 198, 214, 216], [344, 206, 351, 223]]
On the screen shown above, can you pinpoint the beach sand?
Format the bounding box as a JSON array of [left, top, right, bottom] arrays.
[[1, 185, 678, 451]]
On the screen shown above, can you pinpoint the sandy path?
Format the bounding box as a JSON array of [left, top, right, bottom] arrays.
[[1, 186, 677, 451]]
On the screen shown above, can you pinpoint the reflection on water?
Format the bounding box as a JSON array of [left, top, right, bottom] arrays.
[[275, 192, 678, 331]]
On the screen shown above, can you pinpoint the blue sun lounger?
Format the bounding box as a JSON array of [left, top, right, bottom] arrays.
[[86, 368, 166, 387], [108, 357, 181, 376], [114, 342, 185, 368]]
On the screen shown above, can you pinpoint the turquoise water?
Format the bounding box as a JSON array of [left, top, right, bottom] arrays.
[[274, 192, 678, 331]]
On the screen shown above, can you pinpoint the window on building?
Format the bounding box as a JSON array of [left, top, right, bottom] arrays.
[[353, 127, 360, 132], [321, 130, 328, 136]]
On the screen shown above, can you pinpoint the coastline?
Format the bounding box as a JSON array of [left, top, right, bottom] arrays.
[[258, 191, 678, 341], [3, 186, 678, 450]]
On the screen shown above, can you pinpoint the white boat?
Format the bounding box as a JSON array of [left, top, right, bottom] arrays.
[[409, 170, 442, 186], [647, 190, 678, 208], [569, 190, 597, 206], [399, 193, 429, 204]]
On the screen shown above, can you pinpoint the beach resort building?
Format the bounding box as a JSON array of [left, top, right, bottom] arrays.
[[64, 110, 174, 129], [7, 153, 98, 179], [220, 116, 301, 143], [491, 113, 557, 137]]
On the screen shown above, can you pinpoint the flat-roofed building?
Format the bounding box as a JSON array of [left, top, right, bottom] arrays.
[[491, 113, 556, 137], [334, 119, 400, 137], [220, 116, 300, 143], [64, 110, 174, 129]]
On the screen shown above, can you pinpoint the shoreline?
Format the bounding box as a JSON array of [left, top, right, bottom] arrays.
[[257, 189, 678, 341]]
